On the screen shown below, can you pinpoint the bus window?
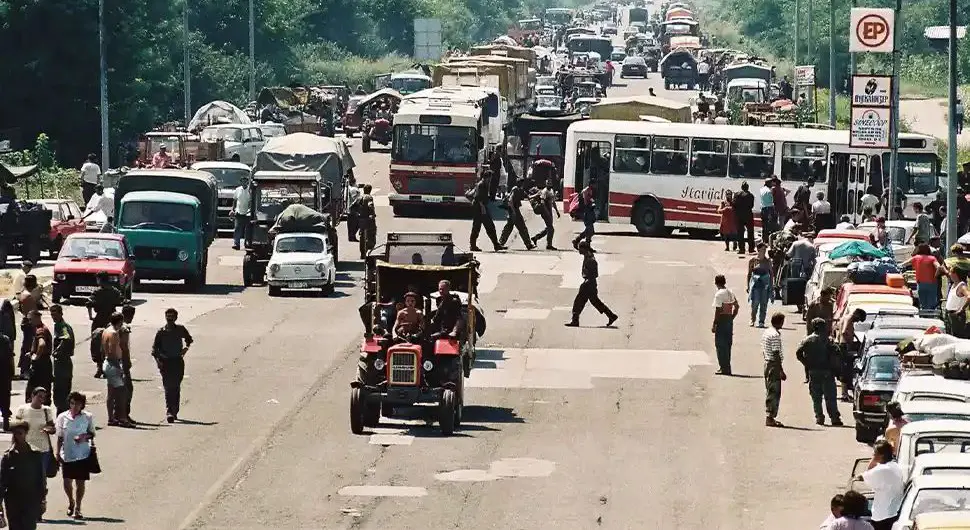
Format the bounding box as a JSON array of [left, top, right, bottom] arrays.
[[729, 140, 774, 180], [689, 138, 728, 178], [882, 152, 940, 195], [650, 136, 688, 175], [614, 134, 650, 173], [781, 142, 828, 182]]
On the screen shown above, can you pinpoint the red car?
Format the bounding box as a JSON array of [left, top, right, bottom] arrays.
[[36, 199, 86, 257], [52, 233, 135, 303]]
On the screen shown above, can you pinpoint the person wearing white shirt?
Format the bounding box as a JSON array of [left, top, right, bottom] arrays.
[[861, 440, 905, 530], [711, 274, 739, 376], [231, 177, 252, 250], [80, 154, 101, 205], [812, 191, 833, 228], [835, 215, 855, 230], [12, 261, 33, 295], [860, 186, 881, 214]]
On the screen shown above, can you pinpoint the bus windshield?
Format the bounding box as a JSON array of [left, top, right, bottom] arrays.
[[393, 125, 477, 164], [567, 38, 613, 61], [883, 153, 940, 195], [390, 77, 431, 95]]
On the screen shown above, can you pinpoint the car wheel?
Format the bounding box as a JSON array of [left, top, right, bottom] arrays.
[[321, 274, 335, 296], [855, 424, 876, 444], [268, 285, 282, 297], [50, 236, 63, 259]]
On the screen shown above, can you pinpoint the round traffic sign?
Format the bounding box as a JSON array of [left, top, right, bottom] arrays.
[[855, 14, 891, 49]]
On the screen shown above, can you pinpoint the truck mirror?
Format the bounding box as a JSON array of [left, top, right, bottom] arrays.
[[478, 136, 485, 150]]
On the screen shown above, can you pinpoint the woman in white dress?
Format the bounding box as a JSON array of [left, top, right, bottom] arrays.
[[55, 391, 96, 520]]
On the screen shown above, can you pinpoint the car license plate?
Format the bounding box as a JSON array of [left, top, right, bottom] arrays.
[[75, 286, 96, 293], [289, 282, 308, 289], [423, 196, 443, 203]]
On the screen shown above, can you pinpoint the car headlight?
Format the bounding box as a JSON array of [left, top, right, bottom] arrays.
[[315, 262, 325, 273], [373, 358, 386, 370], [423, 360, 434, 371], [55, 273, 66, 281], [269, 264, 280, 276], [177, 250, 189, 261]]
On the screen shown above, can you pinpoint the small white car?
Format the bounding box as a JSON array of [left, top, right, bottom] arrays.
[[892, 375, 970, 405], [200, 124, 265, 165], [895, 420, 970, 478], [265, 233, 336, 296], [859, 219, 917, 263], [910, 453, 970, 479], [892, 475, 970, 530]]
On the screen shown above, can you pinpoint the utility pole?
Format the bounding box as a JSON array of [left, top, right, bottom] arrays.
[[807, 0, 814, 64], [828, 0, 836, 127], [183, 0, 191, 125], [249, 0, 256, 101], [888, 0, 902, 220], [98, 0, 109, 169], [945, 0, 959, 248], [795, 0, 801, 71]]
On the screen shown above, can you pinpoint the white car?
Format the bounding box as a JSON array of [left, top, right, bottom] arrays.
[[910, 453, 970, 479], [265, 232, 336, 296], [903, 401, 970, 423], [892, 475, 970, 530], [895, 420, 970, 477], [200, 124, 265, 165], [892, 374, 970, 405], [189, 161, 252, 232]]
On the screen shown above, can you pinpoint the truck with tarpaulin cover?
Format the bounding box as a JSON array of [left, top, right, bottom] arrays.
[[432, 61, 525, 117], [511, 112, 587, 190], [589, 95, 692, 123], [454, 55, 532, 105], [113, 169, 218, 290], [469, 44, 538, 69]]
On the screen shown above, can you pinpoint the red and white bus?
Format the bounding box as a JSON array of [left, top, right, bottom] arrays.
[[562, 120, 941, 237]]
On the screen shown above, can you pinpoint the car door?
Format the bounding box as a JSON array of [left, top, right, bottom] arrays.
[[65, 201, 84, 234], [249, 127, 264, 164]]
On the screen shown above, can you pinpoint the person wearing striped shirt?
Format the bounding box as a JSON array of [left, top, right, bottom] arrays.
[[762, 312, 787, 427]]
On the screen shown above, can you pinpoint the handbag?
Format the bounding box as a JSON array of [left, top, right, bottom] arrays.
[[85, 445, 101, 474], [43, 408, 59, 478]]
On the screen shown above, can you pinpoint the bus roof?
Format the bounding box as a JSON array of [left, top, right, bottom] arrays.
[[566, 120, 936, 147], [396, 99, 482, 121]]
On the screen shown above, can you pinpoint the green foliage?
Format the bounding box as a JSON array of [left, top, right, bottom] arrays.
[[0, 0, 540, 166], [0, 135, 81, 202]]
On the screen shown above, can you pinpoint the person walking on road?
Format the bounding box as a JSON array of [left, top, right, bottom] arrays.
[[747, 242, 773, 328], [120, 305, 136, 424], [0, 420, 45, 529], [79, 154, 101, 206], [357, 184, 377, 259], [530, 178, 560, 250], [759, 179, 776, 240], [796, 318, 843, 426], [838, 308, 868, 400], [468, 172, 504, 252], [101, 313, 129, 428], [762, 312, 787, 427], [498, 183, 534, 250], [346, 179, 361, 242], [86, 272, 123, 379], [55, 392, 96, 520], [24, 311, 52, 408], [230, 176, 251, 250], [151, 308, 193, 423], [14, 387, 55, 519], [711, 274, 739, 376], [565, 241, 618, 328], [16, 275, 43, 381], [956, 98, 964, 134], [732, 182, 755, 254], [572, 179, 598, 249], [0, 322, 13, 432], [49, 305, 74, 415]]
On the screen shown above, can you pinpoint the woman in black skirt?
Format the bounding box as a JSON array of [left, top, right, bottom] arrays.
[[55, 392, 95, 520]]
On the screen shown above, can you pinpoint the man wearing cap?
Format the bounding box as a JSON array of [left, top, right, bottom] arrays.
[[566, 241, 618, 327], [0, 420, 45, 529], [394, 292, 425, 342], [151, 144, 173, 168]]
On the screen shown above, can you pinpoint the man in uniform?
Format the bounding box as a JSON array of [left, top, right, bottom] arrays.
[[357, 184, 377, 259], [565, 241, 618, 327], [151, 308, 193, 423], [49, 304, 74, 415], [469, 171, 504, 252], [394, 293, 424, 342], [346, 178, 362, 242], [86, 272, 123, 378], [498, 182, 534, 250], [0, 420, 45, 528], [0, 321, 12, 431], [24, 310, 52, 407]]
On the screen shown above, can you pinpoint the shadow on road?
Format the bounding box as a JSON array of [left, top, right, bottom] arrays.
[[462, 405, 525, 424], [174, 419, 219, 426], [133, 282, 245, 296]]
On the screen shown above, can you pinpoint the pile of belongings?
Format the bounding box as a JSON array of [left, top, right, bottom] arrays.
[[905, 331, 970, 380], [847, 257, 900, 285], [0, 200, 52, 235], [269, 203, 330, 234]]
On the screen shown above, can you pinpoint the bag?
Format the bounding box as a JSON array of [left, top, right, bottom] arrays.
[[567, 193, 580, 213], [85, 445, 101, 474], [43, 408, 59, 478]]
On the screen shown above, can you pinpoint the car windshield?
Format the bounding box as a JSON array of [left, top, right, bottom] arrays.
[[390, 77, 431, 94], [914, 434, 970, 458], [529, 135, 562, 156], [884, 152, 940, 195], [203, 168, 251, 189], [257, 183, 317, 221], [275, 236, 324, 253], [885, 226, 907, 243], [910, 488, 970, 518], [393, 125, 477, 164], [865, 356, 901, 381], [119, 201, 194, 232], [60, 238, 125, 260], [201, 128, 243, 142]]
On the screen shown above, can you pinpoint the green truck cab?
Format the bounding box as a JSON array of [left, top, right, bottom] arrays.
[[114, 169, 218, 290]]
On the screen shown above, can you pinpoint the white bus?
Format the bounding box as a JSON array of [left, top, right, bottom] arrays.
[[562, 120, 941, 236]]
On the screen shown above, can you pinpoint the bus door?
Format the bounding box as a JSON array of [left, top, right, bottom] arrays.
[[574, 140, 612, 221], [830, 152, 869, 223]]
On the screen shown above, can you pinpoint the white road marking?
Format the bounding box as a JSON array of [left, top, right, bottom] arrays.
[[475, 252, 624, 294], [338, 486, 428, 497], [369, 434, 415, 446], [502, 308, 552, 320], [551, 306, 572, 311], [468, 348, 712, 389], [434, 469, 500, 482]]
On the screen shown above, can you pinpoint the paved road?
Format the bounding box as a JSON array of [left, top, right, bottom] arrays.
[[23, 72, 869, 530], [900, 97, 969, 147]]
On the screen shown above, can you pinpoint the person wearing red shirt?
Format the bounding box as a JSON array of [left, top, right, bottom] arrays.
[[718, 190, 737, 251], [903, 244, 941, 311]]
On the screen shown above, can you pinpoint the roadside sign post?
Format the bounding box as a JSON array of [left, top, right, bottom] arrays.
[[794, 65, 817, 122], [849, 6, 898, 218], [414, 18, 443, 62]]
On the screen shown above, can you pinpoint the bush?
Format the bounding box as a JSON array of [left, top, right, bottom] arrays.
[[1, 134, 82, 203]]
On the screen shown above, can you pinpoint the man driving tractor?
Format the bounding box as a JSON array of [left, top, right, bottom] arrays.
[[394, 292, 425, 342]]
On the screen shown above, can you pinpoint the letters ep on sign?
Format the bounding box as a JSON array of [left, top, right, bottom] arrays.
[[849, 8, 895, 53]]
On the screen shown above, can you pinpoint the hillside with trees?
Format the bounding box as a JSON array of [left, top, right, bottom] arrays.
[[0, 0, 572, 165]]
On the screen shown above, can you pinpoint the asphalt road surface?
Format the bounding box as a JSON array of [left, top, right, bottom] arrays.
[[18, 72, 870, 530]]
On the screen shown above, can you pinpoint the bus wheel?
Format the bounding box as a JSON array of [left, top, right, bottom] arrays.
[[632, 198, 665, 237]]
